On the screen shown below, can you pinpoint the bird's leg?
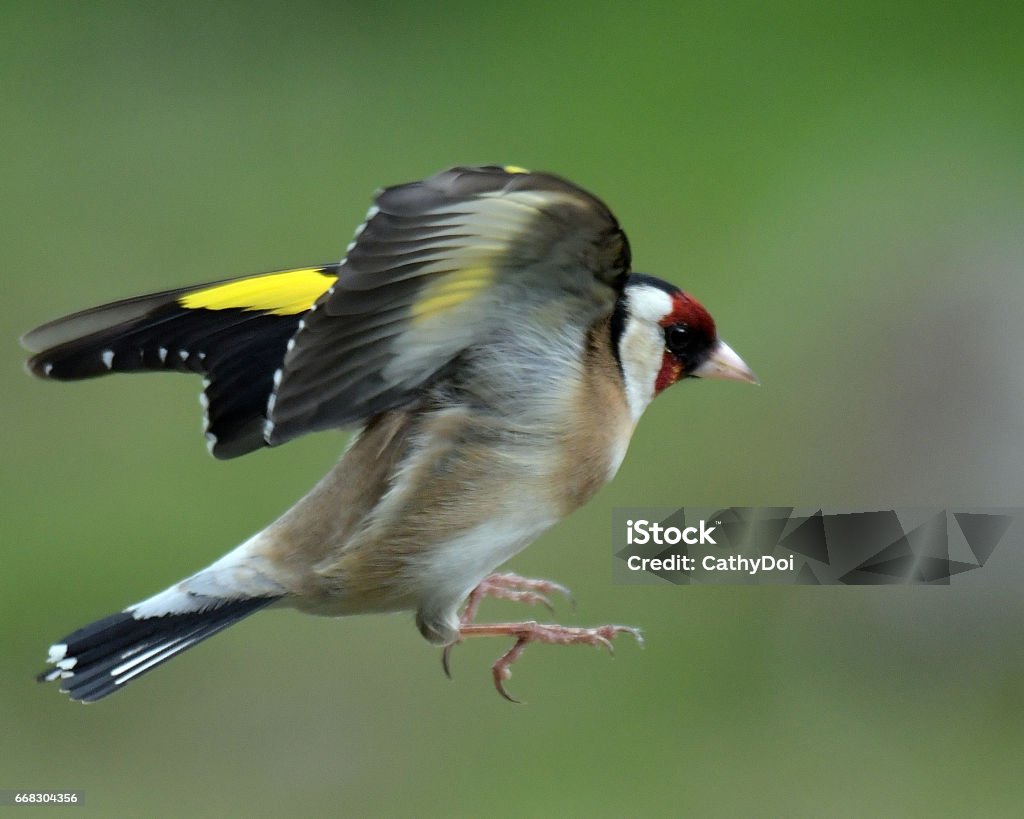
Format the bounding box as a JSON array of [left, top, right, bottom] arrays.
[[442, 572, 575, 678], [441, 572, 641, 701], [459, 622, 643, 702]]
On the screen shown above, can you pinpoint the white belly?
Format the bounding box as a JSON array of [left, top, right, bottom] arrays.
[[413, 511, 557, 610]]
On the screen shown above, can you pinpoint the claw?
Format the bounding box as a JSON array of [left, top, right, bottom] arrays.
[[490, 573, 574, 611], [606, 625, 644, 648], [444, 572, 578, 681], [446, 574, 640, 700], [494, 677, 521, 703], [491, 635, 530, 703], [459, 621, 643, 702], [467, 573, 575, 618]]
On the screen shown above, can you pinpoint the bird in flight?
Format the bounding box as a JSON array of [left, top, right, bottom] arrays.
[[24, 165, 757, 703]]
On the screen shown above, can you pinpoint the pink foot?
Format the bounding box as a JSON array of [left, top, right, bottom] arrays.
[[443, 572, 575, 678], [459, 621, 644, 702], [440, 572, 642, 701], [461, 572, 575, 623]]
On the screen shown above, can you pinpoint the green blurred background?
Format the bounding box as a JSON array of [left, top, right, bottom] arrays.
[[3, 2, 1022, 816]]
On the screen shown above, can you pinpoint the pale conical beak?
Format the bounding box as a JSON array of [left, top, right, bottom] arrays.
[[692, 340, 759, 384]]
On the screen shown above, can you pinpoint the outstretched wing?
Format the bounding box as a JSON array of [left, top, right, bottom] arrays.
[[23, 166, 631, 457], [265, 165, 630, 445], [22, 265, 340, 458]]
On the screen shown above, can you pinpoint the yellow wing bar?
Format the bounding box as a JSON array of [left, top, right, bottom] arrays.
[[179, 267, 338, 316]]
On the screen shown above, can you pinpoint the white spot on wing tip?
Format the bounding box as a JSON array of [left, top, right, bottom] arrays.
[[351, 204, 379, 240], [200, 379, 213, 434], [158, 347, 168, 363], [47, 643, 68, 664], [56, 658, 77, 670], [264, 368, 284, 439], [101, 350, 114, 369], [178, 349, 188, 362], [43, 363, 54, 376]]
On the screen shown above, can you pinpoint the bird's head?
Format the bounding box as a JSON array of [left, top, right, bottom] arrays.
[[612, 273, 757, 420]]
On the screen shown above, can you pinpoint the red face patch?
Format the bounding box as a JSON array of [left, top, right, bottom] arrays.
[[654, 292, 718, 394], [654, 355, 682, 393], [658, 292, 716, 337]]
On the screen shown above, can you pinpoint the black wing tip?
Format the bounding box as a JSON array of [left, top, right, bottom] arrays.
[[24, 354, 48, 379], [22, 324, 67, 377], [21, 272, 338, 452], [23, 350, 106, 381]]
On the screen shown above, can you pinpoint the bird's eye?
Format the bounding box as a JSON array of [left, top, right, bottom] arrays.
[[665, 323, 694, 358]]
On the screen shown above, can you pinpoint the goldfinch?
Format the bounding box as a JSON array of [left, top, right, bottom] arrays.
[[24, 165, 756, 703]]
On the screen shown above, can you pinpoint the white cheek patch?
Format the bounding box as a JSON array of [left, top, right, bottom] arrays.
[[618, 285, 674, 422]]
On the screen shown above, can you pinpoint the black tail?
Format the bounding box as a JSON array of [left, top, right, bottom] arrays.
[[37, 597, 279, 703]]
